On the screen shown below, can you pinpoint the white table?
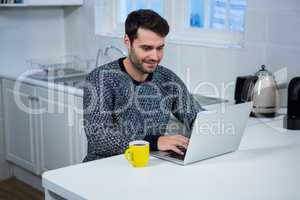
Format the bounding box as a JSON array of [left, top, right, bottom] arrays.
[[42, 118, 300, 200]]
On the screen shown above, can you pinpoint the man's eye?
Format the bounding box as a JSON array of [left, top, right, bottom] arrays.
[[142, 46, 152, 51]]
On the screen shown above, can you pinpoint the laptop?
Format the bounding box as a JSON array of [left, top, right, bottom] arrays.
[[151, 102, 252, 165], [193, 94, 228, 106]]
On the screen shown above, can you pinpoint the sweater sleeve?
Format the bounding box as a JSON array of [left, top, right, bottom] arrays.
[[83, 69, 132, 161]]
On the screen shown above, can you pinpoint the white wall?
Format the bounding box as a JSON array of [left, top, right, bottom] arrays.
[[64, 0, 300, 107], [0, 7, 66, 75]]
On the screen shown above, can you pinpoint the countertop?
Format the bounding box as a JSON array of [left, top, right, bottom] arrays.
[[0, 71, 84, 97], [42, 117, 300, 200]]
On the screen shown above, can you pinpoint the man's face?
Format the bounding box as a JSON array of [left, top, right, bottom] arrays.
[[125, 28, 165, 74]]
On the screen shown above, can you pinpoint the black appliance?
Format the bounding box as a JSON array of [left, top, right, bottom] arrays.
[[284, 77, 300, 130], [234, 75, 258, 104]]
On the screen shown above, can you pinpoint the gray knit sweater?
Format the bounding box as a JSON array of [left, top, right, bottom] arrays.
[[83, 58, 201, 162]]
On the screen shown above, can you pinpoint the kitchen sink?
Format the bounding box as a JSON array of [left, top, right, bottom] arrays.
[[28, 67, 87, 81], [28, 67, 87, 89], [52, 75, 87, 89]]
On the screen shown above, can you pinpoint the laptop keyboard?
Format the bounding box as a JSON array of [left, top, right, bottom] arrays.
[[167, 147, 187, 161]]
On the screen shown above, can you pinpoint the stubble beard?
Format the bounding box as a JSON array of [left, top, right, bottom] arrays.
[[128, 47, 157, 74]]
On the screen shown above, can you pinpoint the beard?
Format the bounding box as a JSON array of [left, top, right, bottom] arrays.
[[128, 47, 159, 74]]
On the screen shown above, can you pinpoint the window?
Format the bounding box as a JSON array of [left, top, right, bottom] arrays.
[[119, 0, 164, 23], [95, 0, 247, 48], [189, 0, 205, 28], [208, 0, 246, 31]]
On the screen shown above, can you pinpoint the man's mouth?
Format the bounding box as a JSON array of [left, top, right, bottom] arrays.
[[144, 61, 158, 67], [145, 64, 157, 69]]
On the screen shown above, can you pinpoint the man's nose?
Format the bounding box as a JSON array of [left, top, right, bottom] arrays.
[[149, 49, 159, 61]]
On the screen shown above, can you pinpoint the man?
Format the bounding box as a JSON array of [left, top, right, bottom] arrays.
[[83, 9, 202, 162]]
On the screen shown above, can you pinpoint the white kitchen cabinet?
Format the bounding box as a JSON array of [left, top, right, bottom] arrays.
[[2, 79, 40, 174], [0, 79, 10, 180], [36, 88, 75, 172], [73, 96, 87, 163], [25, 0, 83, 6], [0, 0, 83, 7], [2, 78, 85, 175], [0, 79, 3, 158]]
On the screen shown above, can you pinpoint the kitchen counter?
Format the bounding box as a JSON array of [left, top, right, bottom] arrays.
[[0, 71, 229, 102], [0, 71, 84, 97], [42, 117, 300, 200]]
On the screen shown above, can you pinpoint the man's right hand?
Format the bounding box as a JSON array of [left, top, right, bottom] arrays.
[[157, 135, 189, 155]]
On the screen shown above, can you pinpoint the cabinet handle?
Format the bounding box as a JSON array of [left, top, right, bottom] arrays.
[[28, 96, 34, 101], [28, 96, 39, 102], [32, 97, 39, 102]]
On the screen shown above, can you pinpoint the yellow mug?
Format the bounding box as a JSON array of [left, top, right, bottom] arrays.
[[125, 140, 149, 168]]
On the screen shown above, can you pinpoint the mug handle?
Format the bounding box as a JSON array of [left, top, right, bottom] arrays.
[[125, 149, 134, 164]]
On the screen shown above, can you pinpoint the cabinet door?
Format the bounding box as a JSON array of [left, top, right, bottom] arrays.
[[2, 80, 39, 174], [0, 79, 10, 180], [37, 88, 74, 172], [73, 96, 87, 163]]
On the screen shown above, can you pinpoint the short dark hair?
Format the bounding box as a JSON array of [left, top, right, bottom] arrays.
[[125, 9, 169, 43]]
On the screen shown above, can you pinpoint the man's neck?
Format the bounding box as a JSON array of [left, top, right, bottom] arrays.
[[123, 57, 148, 82]]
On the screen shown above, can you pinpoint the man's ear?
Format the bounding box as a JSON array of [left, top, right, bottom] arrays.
[[124, 34, 130, 49]]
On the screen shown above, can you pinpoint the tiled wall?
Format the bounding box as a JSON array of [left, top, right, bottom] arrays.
[[0, 0, 299, 106], [0, 7, 66, 75]]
